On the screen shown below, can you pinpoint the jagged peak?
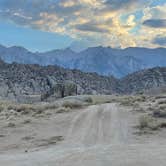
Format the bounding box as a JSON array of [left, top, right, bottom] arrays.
[[9, 46, 29, 52]]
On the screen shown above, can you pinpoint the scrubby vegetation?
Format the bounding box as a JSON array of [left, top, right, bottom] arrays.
[[62, 100, 85, 109], [118, 95, 146, 106], [1, 94, 166, 137], [122, 94, 166, 134], [56, 107, 71, 113], [138, 115, 160, 131], [0, 96, 93, 120]]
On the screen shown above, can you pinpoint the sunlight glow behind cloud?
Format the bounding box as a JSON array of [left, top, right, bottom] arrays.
[[0, 0, 165, 49]]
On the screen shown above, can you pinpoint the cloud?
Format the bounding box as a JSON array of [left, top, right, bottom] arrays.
[[152, 36, 166, 46], [142, 4, 166, 20], [75, 23, 109, 33], [143, 19, 166, 28], [0, 0, 165, 48], [104, 0, 146, 11], [136, 4, 166, 48]]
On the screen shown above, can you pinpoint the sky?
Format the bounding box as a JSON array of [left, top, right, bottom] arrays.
[[0, 0, 165, 52]]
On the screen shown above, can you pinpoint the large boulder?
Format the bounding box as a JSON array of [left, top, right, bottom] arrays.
[[41, 82, 77, 101]]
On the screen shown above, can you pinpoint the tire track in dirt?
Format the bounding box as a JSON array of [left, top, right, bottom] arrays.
[[67, 103, 133, 146]]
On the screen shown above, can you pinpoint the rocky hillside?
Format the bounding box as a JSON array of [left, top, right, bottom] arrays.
[[0, 45, 166, 78], [0, 59, 165, 102], [0, 59, 119, 102], [121, 67, 166, 94]]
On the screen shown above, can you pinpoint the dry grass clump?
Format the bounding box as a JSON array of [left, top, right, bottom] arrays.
[[22, 119, 32, 124], [157, 100, 166, 105], [136, 95, 166, 134], [0, 105, 5, 113], [3, 102, 60, 115], [61, 99, 85, 109], [56, 107, 71, 113], [155, 95, 166, 100], [119, 95, 146, 106], [37, 102, 60, 111], [138, 114, 166, 133], [91, 95, 121, 105], [133, 105, 145, 113], [7, 104, 35, 114], [7, 122, 16, 128], [0, 97, 85, 119], [0, 100, 15, 112], [138, 115, 160, 130], [153, 109, 166, 118], [36, 136, 64, 147], [64, 96, 93, 104], [152, 99, 166, 118], [158, 104, 166, 110]]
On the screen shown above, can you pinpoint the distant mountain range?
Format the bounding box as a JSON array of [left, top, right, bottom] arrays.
[[0, 45, 166, 78]]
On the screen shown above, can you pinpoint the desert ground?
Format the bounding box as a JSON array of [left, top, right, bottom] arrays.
[[0, 95, 166, 166]]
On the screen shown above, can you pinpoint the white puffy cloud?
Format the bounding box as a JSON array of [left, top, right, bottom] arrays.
[[138, 4, 166, 47]]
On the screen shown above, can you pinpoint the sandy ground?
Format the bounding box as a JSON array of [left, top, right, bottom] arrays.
[[0, 103, 166, 165]]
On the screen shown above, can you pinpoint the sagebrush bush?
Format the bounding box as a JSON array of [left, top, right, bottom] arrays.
[[119, 95, 146, 107], [56, 107, 71, 113], [138, 115, 160, 130], [139, 115, 149, 129], [157, 100, 166, 105], [38, 102, 59, 111], [62, 99, 84, 109], [0, 105, 4, 112], [7, 122, 16, 128], [153, 109, 166, 118]]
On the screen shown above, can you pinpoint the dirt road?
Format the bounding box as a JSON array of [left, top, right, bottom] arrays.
[[0, 103, 166, 166]]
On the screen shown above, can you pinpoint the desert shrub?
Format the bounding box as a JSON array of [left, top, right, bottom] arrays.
[[6, 102, 60, 115], [139, 115, 149, 129], [133, 105, 145, 112], [0, 105, 5, 112], [136, 95, 146, 102], [64, 96, 93, 104], [62, 99, 84, 109], [119, 95, 147, 107], [35, 102, 59, 111], [153, 110, 166, 118], [158, 104, 166, 110], [18, 105, 33, 114], [7, 104, 35, 114], [138, 115, 160, 130], [22, 119, 32, 124], [120, 98, 136, 106], [159, 122, 166, 128], [155, 95, 166, 99], [157, 100, 166, 105], [7, 122, 16, 128], [119, 98, 134, 106], [56, 107, 71, 113]]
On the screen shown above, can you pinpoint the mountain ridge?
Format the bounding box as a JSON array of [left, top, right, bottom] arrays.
[[0, 45, 166, 78]]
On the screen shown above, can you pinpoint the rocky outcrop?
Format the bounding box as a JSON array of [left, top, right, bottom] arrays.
[[41, 82, 78, 101], [120, 67, 166, 94], [0, 59, 165, 102], [0, 60, 119, 102]]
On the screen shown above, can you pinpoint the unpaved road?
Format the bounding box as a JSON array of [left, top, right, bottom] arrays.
[[0, 103, 166, 166]]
